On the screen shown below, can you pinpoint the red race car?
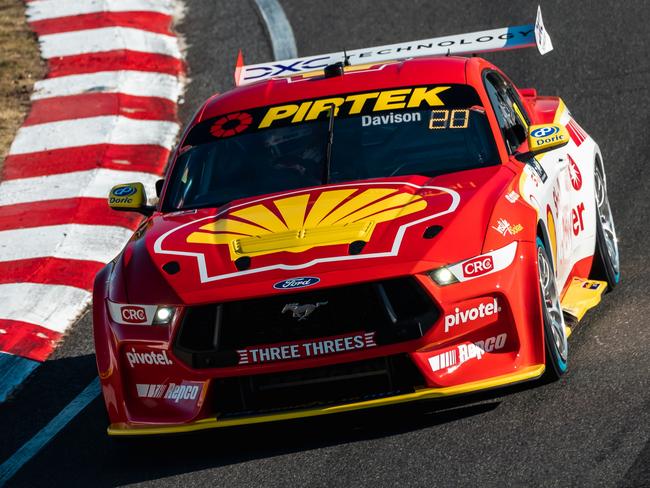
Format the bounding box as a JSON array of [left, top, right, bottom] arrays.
[[95, 8, 619, 435]]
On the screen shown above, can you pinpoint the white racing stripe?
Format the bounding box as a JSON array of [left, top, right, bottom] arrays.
[[0, 169, 161, 206], [27, 0, 176, 22], [32, 71, 183, 102], [9, 116, 179, 155], [0, 224, 135, 263], [0, 283, 92, 333], [39, 27, 181, 59]]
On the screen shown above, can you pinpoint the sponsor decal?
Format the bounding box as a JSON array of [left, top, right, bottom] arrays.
[[491, 218, 523, 237], [444, 298, 500, 333], [236, 331, 377, 365], [282, 301, 328, 321], [462, 255, 494, 278], [361, 111, 421, 127], [112, 186, 136, 197], [136, 382, 202, 403], [505, 191, 520, 203], [529, 157, 548, 183], [566, 118, 587, 147], [568, 155, 582, 190], [126, 348, 173, 368], [120, 306, 147, 324], [182, 85, 482, 144], [185, 188, 427, 261], [571, 202, 586, 236], [274, 277, 320, 290], [531, 126, 559, 138], [210, 112, 253, 138], [428, 333, 507, 372], [582, 281, 601, 290]]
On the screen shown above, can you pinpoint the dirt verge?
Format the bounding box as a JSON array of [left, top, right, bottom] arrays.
[[0, 0, 44, 171]]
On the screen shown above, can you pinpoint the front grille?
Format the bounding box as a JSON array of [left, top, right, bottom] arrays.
[[213, 354, 425, 418], [174, 277, 438, 369]]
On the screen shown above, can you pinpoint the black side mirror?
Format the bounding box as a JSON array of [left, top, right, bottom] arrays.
[[155, 179, 165, 198]]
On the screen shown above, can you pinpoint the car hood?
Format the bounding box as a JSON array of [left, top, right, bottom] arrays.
[[123, 167, 515, 304]]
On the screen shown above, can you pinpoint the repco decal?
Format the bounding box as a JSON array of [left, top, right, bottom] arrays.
[[183, 84, 481, 145]]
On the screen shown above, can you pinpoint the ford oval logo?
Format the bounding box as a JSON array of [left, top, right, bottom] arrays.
[[531, 126, 559, 138], [113, 186, 137, 196], [273, 277, 320, 290]]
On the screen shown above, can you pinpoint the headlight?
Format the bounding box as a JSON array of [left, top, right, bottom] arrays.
[[428, 241, 518, 286], [429, 267, 459, 286], [107, 300, 178, 325]]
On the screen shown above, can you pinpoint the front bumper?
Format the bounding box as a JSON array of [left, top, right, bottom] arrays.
[[107, 365, 544, 436], [95, 240, 547, 435]]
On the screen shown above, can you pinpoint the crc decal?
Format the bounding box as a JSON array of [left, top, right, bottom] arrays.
[[491, 218, 523, 237], [568, 155, 582, 190], [182, 85, 482, 145], [236, 331, 377, 365], [447, 241, 518, 282], [155, 182, 459, 283], [444, 298, 500, 333], [120, 306, 146, 324], [273, 277, 320, 290], [462, 256, 494, 278], [428, 333, 507, 372], [136, 381, 203, 404], [126, 348, 173, 368]]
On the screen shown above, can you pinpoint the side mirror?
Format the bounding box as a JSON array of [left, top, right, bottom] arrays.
[[108, 183, 154, 216], [527, 124, 570, 155]]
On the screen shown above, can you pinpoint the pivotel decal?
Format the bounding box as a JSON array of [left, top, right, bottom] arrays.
[[274, 277, 320, 290], [444, 298, 500, 333], [237, 332, 377, 365], [428, 333, 508, 372], [126, 348, 173, 368]]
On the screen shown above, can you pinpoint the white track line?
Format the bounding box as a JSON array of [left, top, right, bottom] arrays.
[[9, 116, 179, 155], [0, 378, 100, 485], [32, 71, 183, 102], [0, 224, 135, 263], [253, 0, 297, 60], [27, 0, 176, 22], [0, 283, 92, 333], [39, 27, 181, 59], [0, 169, 161, 206]]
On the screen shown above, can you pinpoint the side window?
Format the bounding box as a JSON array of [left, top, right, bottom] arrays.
[[484, 71, 527, 153]]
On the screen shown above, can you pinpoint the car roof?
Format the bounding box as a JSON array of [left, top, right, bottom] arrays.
[[198, 56, 472, 122]]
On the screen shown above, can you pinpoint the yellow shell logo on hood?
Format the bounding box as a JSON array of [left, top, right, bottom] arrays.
[[186, 188, 427, 260]]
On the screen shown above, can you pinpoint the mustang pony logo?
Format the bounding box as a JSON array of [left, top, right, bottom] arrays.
[[185, 187, 427, 261], [282, 302, 328, 321]]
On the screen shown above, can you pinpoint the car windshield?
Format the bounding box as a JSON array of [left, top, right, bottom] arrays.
[[163, 84, 499, 211]]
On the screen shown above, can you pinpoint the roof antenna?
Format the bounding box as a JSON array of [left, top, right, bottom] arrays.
[[445, 48, 451, 57], [343, 49, 351, 66]]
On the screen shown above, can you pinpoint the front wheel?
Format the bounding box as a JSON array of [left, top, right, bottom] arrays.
[[537, 237, 568, 379], [590, 157, 620, 289]]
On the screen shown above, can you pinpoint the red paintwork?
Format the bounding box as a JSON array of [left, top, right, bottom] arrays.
[[93, 56, 593, 430]]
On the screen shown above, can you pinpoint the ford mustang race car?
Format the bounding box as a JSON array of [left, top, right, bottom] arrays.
[[94, 9, 619, 435]]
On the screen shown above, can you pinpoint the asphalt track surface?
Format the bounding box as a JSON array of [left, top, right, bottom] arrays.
[[1, 1, 649, 486]]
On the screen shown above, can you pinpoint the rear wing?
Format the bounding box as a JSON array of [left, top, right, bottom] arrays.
[[235, 6, 552, 86]]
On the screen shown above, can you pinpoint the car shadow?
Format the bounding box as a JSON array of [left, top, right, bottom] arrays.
[[4, 352, 544, 487]]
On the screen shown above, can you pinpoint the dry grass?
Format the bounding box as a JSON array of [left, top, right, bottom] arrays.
[[0, 0, 44, 170]]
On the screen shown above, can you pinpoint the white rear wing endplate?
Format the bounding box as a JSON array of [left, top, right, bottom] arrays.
[[235, 6, 552, 86]]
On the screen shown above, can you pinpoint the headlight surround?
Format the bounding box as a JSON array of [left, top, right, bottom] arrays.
[[107, 300, 178, 326], [428, 241, 518, 286]]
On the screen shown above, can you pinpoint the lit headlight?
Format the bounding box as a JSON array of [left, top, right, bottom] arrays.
[[107, 300, 178, 326], [429, 267, 459, 286]]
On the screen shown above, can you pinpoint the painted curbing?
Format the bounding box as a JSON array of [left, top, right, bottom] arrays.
[[0, 0, 186, 400]]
